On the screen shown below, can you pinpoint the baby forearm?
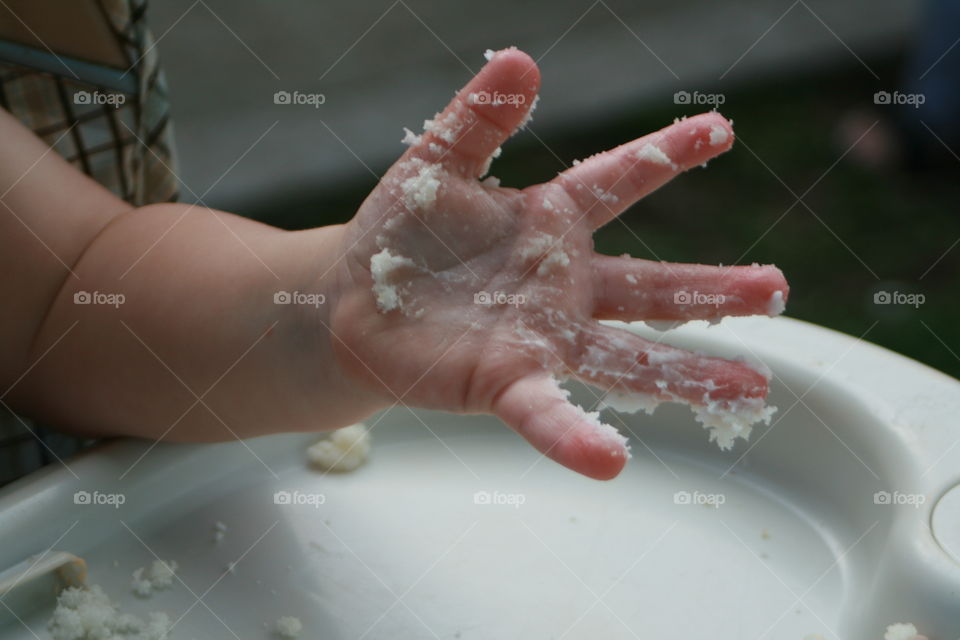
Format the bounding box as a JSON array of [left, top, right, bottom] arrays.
[[9, 202, 385, 442]]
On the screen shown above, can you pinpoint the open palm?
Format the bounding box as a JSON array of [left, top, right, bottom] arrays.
[[330, 49, 787, 480]]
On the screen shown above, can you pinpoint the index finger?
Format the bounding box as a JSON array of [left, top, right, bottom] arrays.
[[551, 113, 735, 229]]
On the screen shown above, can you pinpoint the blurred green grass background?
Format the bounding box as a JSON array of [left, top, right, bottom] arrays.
[[246, 56, 960, 379]]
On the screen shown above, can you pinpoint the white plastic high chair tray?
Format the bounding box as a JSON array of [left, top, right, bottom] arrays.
[[2, 317, 959, 639]]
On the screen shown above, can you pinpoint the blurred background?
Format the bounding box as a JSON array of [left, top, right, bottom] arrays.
[[151, 0, 960, 377]]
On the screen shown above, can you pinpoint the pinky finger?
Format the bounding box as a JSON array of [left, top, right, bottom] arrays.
[[493, 375, 630, 480]]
